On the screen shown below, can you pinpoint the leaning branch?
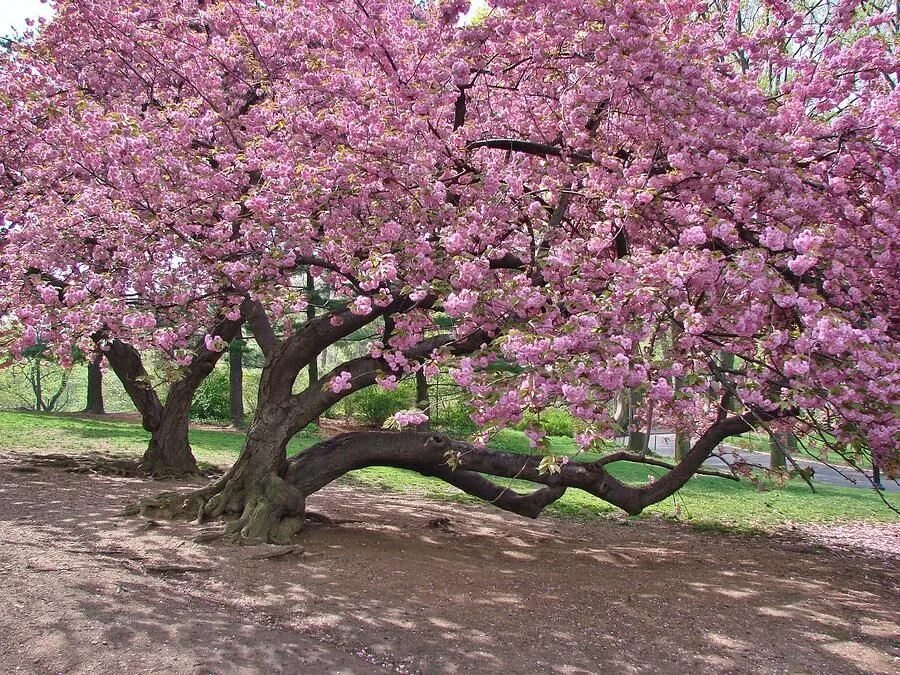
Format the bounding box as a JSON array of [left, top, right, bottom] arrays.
[[596, 451, 739, 481], [286, 410, 798, 518], [240, 298, 278, 357]]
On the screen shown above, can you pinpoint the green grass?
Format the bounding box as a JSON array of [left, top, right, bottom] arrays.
[[0, 410, 895, 532], [0, 410, 318, 467]]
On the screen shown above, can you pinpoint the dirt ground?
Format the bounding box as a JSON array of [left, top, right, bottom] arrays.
[[0, 452, 897, 674]]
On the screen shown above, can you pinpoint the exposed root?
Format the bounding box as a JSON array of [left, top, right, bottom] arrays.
[[215, 474, 306, 544], [144, 563, 211, 575], [12, 452, 142, 477], [193, 527, 228, 544], [138, 490, 208, 521], [244, 544, 305, 560]]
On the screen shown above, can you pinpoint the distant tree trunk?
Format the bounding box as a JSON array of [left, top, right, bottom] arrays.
[[675, 432, 691, 462], [416, 369, 430, 431], [30, 360, 42, 411], [769, 431, 796, 470], [613, 390, 628, 429], [719, 351, 737, 411], [306, 271, 320, 425], [229, 338, 245, 428], [627, 389, 647, 453], [83, 353, 105, 414]]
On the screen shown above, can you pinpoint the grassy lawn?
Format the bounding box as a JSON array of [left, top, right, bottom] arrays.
[[0, 410, 895, 533]]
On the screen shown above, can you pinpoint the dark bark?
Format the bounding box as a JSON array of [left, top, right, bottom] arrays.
[[240, 298, 278, 357], [83, 353, 105, 414], [305, 272, 320, 425], [276, 421, 748, 521], [104, 317, 243, 476], [141, 389, 197, 476], [147, 319, 775, 543], [229, 338, 245, 428], [104, 339, 163, 432], [626, 389, 647, 453]]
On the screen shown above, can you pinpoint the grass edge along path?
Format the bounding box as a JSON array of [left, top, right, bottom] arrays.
[[0, 410, 895, 534]]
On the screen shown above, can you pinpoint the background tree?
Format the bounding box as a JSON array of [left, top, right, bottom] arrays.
[[82, 352, 105, 415], [228, 336, 245, 428]]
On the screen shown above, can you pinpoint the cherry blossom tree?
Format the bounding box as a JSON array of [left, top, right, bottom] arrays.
[[0, 0, 896, 541]]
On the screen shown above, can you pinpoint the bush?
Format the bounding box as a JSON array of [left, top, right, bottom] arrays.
[[432, 399, 477, 436], [346, 382, 415, 427], [242, 368, 261, 417], [190, 368, 231, 422], [516, 408, 577, 437]]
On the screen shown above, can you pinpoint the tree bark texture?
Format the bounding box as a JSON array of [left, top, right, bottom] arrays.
[[104, 317, 242, 475], [83, 353, 105, 414]]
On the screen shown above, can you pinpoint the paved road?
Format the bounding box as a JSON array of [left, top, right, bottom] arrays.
[[620, 433, 899, 493]]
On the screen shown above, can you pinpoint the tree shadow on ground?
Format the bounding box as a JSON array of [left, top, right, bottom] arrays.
[[0, 454, 896, 674]]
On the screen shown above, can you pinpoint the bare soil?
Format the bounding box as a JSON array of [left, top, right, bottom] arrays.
[[0, 451, 897, 674]]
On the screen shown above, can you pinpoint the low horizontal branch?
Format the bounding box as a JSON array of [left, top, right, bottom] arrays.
[[596, 451, 739, 481]]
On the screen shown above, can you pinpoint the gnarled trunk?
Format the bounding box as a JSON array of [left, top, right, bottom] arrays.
[[139, 383, 198, 476], [103, 316, 242, 476], [142, 414, 197, 475], [105, 339, 196, 476], [196, 397, 306, 543]]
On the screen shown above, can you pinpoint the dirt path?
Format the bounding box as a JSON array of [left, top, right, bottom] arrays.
[[0, 452, 897, 674]]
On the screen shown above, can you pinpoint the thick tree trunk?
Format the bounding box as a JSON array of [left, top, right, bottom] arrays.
[[104, 316, 242, 476], [202, 409, 303, 542], [139, 381, 199, 475], [83, 354, 105, 414], [142, 410, 197, 475], [229, 338, 245, 428]]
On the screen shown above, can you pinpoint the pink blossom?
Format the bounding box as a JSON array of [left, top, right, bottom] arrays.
[[679, 226, 707, 247], [451, 60, 470, 87], [390, 410, 429, 428], [330, 371, 353, 394], [204, 334, 228, 352]]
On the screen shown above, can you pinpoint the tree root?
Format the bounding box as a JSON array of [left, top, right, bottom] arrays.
[[144, 563, 211, 575], [13, 452, 143, 477], [245, 544, 305, 560], [138, 472, 308, 545], [217, 474, 305, 544], [193, 527, 228, 544]]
